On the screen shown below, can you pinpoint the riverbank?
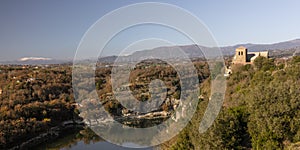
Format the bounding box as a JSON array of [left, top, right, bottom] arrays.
[[8, 111, 171, 149], [8, 120, 84, 150], [83, 110, 171, 128]]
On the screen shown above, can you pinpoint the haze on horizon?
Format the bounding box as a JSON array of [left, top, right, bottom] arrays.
[[0, 0, 300, 61]]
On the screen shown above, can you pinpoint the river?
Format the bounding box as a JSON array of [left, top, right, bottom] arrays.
[[34, 127, 153, 150], [31, 112, 170, 150]]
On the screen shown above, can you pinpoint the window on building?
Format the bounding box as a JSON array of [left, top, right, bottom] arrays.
[[238, 52, 240, 55], [241, 51, 243, 55]]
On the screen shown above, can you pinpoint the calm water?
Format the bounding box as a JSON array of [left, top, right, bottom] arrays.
[[60, 141, 153, 150], [35, 128, 153, 150]]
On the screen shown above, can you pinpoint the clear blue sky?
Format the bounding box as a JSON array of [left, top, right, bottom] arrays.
[[0, 0, 300, 61]]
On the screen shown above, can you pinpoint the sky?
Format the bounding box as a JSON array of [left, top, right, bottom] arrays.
[[0, 0, 300, 61]]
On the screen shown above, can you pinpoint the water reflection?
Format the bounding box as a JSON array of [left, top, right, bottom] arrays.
[[35, 127, 152, 150]]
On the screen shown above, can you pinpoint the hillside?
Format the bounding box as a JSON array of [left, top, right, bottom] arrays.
[[163, 56, 300, 149]]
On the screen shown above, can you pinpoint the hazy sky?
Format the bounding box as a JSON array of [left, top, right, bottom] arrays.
[[0, 0, 300, 61]]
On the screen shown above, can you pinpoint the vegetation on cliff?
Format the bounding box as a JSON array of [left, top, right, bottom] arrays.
[[167, 56, 300, 149]]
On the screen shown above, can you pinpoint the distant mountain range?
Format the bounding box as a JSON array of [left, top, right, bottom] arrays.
[[2, 39, 300, 65], [220, 39, 300, 55], [99, 38, 300, 63], [19, 57, 53, 62], [136, 38, 300, 58], [0, 57, 70, 65]]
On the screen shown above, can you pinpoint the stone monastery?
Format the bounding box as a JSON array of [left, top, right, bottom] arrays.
[[224, 46, 269, 76], [232, 46, 268, 64]]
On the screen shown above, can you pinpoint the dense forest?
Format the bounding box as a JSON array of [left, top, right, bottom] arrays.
[[1, 56, 300, 149], [0, 65, 78, 149], [165, 56, 300, 149]]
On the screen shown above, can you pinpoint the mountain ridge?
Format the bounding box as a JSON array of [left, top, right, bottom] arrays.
[[2, 39, 300, 65]]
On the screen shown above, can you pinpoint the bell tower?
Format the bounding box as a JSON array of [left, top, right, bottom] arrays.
[[233, 46, 247, 64]]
